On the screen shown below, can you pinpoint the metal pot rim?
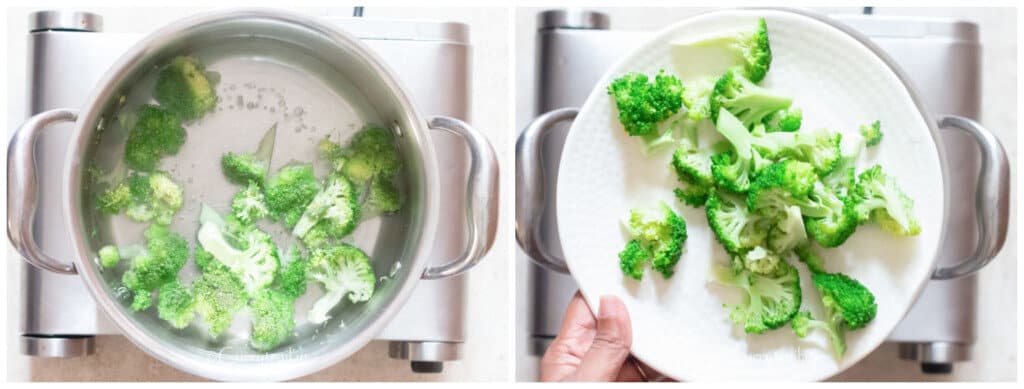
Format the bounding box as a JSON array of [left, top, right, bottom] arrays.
[[61, 7, 440, 381]]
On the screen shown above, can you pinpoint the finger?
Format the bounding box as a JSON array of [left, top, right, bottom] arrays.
[[539, 292, 597, 382], [573, 295, 633, 382]]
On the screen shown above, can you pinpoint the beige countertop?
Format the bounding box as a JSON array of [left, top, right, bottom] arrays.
[[5, 6, 511, 382], [514, 6, 1017, 382]]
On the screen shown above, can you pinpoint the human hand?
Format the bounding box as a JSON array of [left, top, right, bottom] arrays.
[[540, 292, 652, 382]]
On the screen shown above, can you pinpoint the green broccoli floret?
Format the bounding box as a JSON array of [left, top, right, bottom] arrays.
[[754, 127, 842, 176], [194, 246, 215, 271], [617, 202, 688, 279], [292, 174, 361, 247], [607, 70, 685, 137], [154, 56, 217, 120], [793, 272, 878, 358], [681, 76, 717, 121], [193, 261, 247, 338], [231, 181, 269, 224], [276, 249, 309, 300], [821, 134, 865, 199], [196, 205, 280, 296], [221, 124, 277, 186], [97, 183, 132, 214], [618, 240, 651, 281], [763, 108, 802, 132], [803, 182, 859, 248], [747, 161, 857, 247], [705, 191, 766, 255], [671, 140, 717, 207], [264, 164, 321, 229], [794, 244, 827, 274], [157, 280, 195, 329], [739, 245, 786, 276], [673, 17, 773, 83], [860, 120, 883, 147], [333, 127, 403, 185], [790, 310, 846, 358], [118, 171, 184, 225], [306, 244, 376, 324], [709, 108, 773, 192], [709, 69, 792, 129], [366, 176, 401, 214], [124, 105, 187, 172], [98, 245, 121, 268], [767, 205, 808, 254], [851, 165, 920, 236], [712, 258, 801, 334], [249, 289, 296, 351], [121, 225, 189, 311]]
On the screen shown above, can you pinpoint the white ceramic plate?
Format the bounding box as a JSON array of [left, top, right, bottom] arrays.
[[556, 9, 945, 381]]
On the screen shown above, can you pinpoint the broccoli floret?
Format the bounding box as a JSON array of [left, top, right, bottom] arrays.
[[124, 105, 186, 172], [790, 310, 846, 358], [860, 120, 883, 147], [194, 246, 214, 271], [709, 69, 792, 129], [306, 244, 376, 324], [121, 225, 189, 311], [97, 183, 132, 214], [157, 280, 195, 329], [618, 240, 651, 281], [672, 17, 772, 83], [671, 141, 716, 207], [705, 191, 766, 255], [794, 272, 878, 358], [292, 175, 361, 247], [114, 171, 184, 225], [196, 205, 280, 296], [618, 202, 688, 279], [851, 165, 920, 236], [794, 244, 827, 274], [98, 245, 121, 268], [221, 124, 277, 186], [712, 258, 801, 334], [681, 76, 717, 121], [264, 164, 321, 229], [754, 127, 842, 176], [763, 108, 802, 132], [366, 177, 401, 214], [767, 205, 808, 254], [332, 127, 403, 185], [740, 246, 786, 276], [607, 70, 685, 137], [276, 249, 309, 299], [821, 134, 865, 199], [747, 161, 856, 247], [154, 56, 217, 120], [249, 289, 296, 351], [193, 261, 247, 338], [803, 182, 859, 248], [231, 181, 269, 224], [710, 108, 773, 192]]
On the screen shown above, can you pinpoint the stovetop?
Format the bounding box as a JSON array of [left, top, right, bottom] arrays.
[[521, 8, 992, 378], [17, 9, 473, 373]]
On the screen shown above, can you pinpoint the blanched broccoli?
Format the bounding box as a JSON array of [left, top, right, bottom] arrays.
[[748, 160, 857, 247], [617, 202, 688, 280], [681, 76, 717, 121], [193, 260, 247, 338], [124, 105, 186, 172], [607, 70, 685, 137], [264, 164, 321, 229], [672, 17, 773, 83], [306, 244, 376, 324], [154, 56, 217, 120], [196, 205, 280, 296], [105, 171, 184, 225], [753, 127, 842, 176], [366, 177, 401, 214], [329, 127, 402, 186], [794, 243, 827, 274], [705, 191, 766, 255], [618, 240, 652, 281], [768, 205, 809, 254], [740, 246, 786, 276], [121, 225, 189, 311], [860, 120, 882, 147], [671, 136, 718, 207], [157, 280, 195, 329], [710, 108, 772, 192], [821, 134, 865, 199], [802, 182, 859, 248], [221, 124, 277, 186], [292, 174, 360, 247], [792, 271, 878, 358], [851, 165, 920, 236], [231, 181, 269, 224], [709, 69, 792, 129], [98, 245, 121, 268], [249, 289, 295, 351], [276, 249, 309, 300], [712, 258, 801, 334], [763, 108, 802, 133]]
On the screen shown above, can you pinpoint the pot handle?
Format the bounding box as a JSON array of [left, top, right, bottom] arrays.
[[421, 116, 499, 279], [514, 108, 578, 274], [7, 108, 80, 275], [930, 115, 1010, 280]]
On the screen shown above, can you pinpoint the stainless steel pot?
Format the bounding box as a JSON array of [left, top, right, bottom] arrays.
[[8, 9, 498, 381]]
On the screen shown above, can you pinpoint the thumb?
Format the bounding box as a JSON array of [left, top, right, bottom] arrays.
[[573, 295, 633, 381]]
